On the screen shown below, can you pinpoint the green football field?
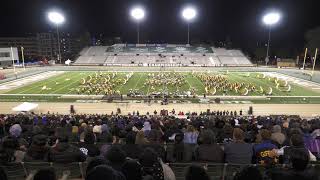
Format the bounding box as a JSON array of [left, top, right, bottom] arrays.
[[4, 71, 320, 97]]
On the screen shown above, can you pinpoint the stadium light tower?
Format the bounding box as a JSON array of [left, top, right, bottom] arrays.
[[48, 11, 65, 63], [130, 7, 145, 44], [263, 11, 281, 65], [182, 7, 197, 45]]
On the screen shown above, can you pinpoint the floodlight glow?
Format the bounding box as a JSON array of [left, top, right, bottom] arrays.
[[182, 7, 197, 21], [48, 11, 65, 25], [263, 12, 280, 25], [131, 8, 145, 21]]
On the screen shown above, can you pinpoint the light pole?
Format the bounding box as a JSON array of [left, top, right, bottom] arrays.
[[263, 12, 281, 65], [10, 47, 16, 73], [130, 7, 145, 44], [182, 7, 197, 45], [48, 11, 65, 63], [21, 46, 25, 70]]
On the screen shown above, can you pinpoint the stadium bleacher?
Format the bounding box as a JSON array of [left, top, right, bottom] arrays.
[[0, 112, 319, 180], [74, 44, 253, 66]]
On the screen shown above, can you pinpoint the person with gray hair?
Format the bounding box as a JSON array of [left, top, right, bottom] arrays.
[[271, 125, 286, 146]]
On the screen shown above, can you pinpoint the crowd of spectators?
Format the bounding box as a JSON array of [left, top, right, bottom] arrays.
[[0, 109, 319, 180]]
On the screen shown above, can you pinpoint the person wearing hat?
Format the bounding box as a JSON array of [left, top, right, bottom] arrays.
[[9, 124, 28, 149]]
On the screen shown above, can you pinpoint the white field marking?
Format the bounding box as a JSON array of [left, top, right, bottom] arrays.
[[233, 57, 239, 65], [66, 72, 94, 94], [0, 71, 65, 91], [209, 57, 215, 65], [50, 72, 85, 94], [146, 80, 151, 95], [263, 72, 320, 89], [133, 73, 143, 90], [16, 72, 70, 94], [117, 73, 131, 92], [192, 74, 206, 88], [184, 74, 193, 89]]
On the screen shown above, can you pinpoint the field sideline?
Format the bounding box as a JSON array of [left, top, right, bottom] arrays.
[[3, 71, 320, 97]]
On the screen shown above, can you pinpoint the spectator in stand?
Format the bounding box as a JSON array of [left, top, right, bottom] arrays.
[[121, 131, 142, 159], [70, 121, 79, 142], [97, 124, 112, 143], [9, 124, 28, 149], [195, 129, 224, 162], [0, 166, 7, 180], [234, 166, 263, 180], [146, 129, 166, 160], [24, 134, 49, 162], [173, 132, 185, 162], [0, 136, 25, 163], [269, 148, 318, 180], [78, 132, 100, 158], [86, 157, 108, 176], [224, 128, 253, 164], [86, 165, 125, 180], [139, 148, 164, 180], [104, 145, 127, 172], [253, 129, 278, 165], [122, 159, 145, 180], [48, 133, 86, 163], [185, 164, 210, 180], [143, 121, 152, 136], [283, 134, 316, 163], [136, 130, 149, 145], [271, 125, 286, 147], [221, 124, 233, 143], [33, 168, 57, 180], [183, 125, 198, 144]]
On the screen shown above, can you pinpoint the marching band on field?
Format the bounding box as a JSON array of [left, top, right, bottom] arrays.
[[73, 72, 289, 96]]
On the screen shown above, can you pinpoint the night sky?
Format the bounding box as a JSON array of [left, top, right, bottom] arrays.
[[1, 0, 320, 49]]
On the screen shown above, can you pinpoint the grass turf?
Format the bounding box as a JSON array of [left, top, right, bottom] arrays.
[[4, 71, 320, 96]]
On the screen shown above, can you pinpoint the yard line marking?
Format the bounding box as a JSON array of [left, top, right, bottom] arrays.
[[50, 72, 86, 94], [16, 72, 68, 94], [117, 73, 130, 92], [184, 74, 192, 89], [0, 71, 64, 91], [146, 75, 151, 96], [133, 73, 143, 90], [66, 72, 95, 94]]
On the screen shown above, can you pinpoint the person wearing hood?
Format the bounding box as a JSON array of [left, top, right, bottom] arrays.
[[9, 124, 28, 149]]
